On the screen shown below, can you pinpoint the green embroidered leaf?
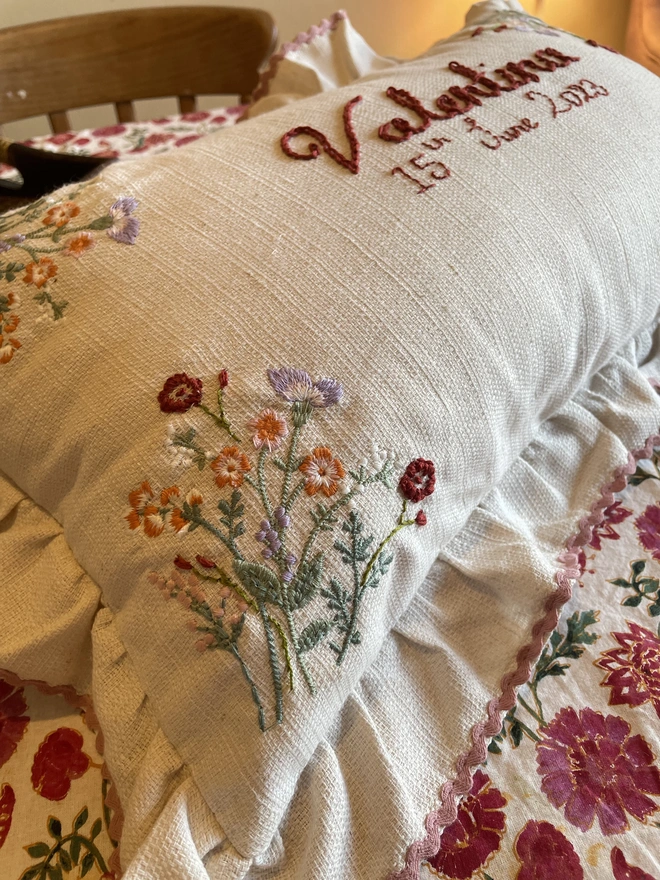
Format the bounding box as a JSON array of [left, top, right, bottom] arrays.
[[631, 560, 647, 577], [48, 817, 62, 839], [69, 836, 81, 865], [364, 549, 394, 590], [233, 560, 282, 606], [544, 663, 569, 676], [47, 866, 63, 880], [298, 620, 332, 653], [87, 214, 114, 231], [623, 594, 643, 607], [80, 851, 95, 877], [321, 577, 350, 627], [649, 601, 660, 617], [609, 578, 632, 588], [59, 848, 72, 872], [90, 818, 102, 840], [487, 739, 502, 755], [641, 578, 660, 594], [289, 553, 324, 610], [27, 842, 50, 858], [20, 868, 41, 880], [510, 720, 524, 748], [73, 808, 88, 832]]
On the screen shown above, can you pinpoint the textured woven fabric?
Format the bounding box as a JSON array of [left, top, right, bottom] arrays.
[[1, 2, 660, 877]]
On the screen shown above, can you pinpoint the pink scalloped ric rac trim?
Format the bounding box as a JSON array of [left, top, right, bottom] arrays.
[[390, 427, 660, 879], [249, 9, 349, 105], [0, 669, 125, 878]]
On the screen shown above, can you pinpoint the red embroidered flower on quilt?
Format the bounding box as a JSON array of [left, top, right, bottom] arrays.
[[0, 783, 15, 849], [589, 501, 632, 550], [514, 820, 583, 880], [399, 458, 436, 503], [31, 727, 91, 801], [426, 769, 506, 879], [158, 372, 204, 412], [611, 846, 658, 880], [635, 503, 660, 560], [596, 622, 660, 719], [535, 706, 660, 835], [0, 678, 30, 769]]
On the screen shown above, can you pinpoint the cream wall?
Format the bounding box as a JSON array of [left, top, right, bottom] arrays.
[[0, 0, 631, 138]]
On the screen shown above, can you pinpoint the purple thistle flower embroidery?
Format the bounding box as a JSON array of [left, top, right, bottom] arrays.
[[108, 197, 140, 244], [267, 367, 343, 408], [0, 241, 11, 253]]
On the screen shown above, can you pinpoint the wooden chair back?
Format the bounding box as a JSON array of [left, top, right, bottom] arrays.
[[0, 6, 276, 133]]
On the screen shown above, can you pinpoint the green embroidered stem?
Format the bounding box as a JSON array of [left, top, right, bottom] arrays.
[[258, 600, 283, 724], [281, 424, 302, 508], [517, 694, 546, 728], [285, 479, 306, 513], [30, 832, 109, 879], [188, 512, 244, 560], [359, 501, 414, 594], [230, 644, 266, 731], [270, 614, 295, 691], [217, 387, 240, 442], [199, 402, 240, 443], [283, 603, 315, 694], [299, 488, 357, 571], [257, 448, 273, 519]]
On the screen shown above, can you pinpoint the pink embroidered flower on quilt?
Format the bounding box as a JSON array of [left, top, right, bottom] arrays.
[[0, 783, 15, 850], [635, 503, 660, 560], [0, 679, 30, 769], [514, 820, 583, 880], [589, 501, 632, 550], [31, 727, 91, 801], [299, 446, 346, 497], [426, 769, 506, 879], [211, 446, 252, 488], [399, 457, 436, 503], [158, 372, 204, 412], [249, 408, 289, 451], [535, 706, 660, 834], [596, 621, 660, 719], [611, 846, 658, 880]]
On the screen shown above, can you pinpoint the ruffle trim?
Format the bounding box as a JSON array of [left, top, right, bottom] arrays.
[[0, 668, 124, 878], [248, 10, 349, 105], [390, 424, 660, 879]]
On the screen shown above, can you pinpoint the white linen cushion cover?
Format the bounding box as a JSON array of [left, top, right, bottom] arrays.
[[1, 1, 660, 874]]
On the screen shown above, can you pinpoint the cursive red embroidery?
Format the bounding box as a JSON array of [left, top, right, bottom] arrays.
[[281, 94, 362, 174]]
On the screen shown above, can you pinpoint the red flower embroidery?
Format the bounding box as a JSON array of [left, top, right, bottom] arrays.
[[92, 124, 127, 137], [0, 784, 15, 849], [596, 622, 660, 719], [514, 820, 583, 879], [399, 458, 436, 503], [31, 727, 91, 800], [218, 369, 229, 388], [426, 769, 506, 879], [635, 503, 660, 560], [611, 847, 657, 880], [0, 678, 30, 768], [536, 706, 660, 834], [589, 501, 632, 550], [158, 373, 203, 412]]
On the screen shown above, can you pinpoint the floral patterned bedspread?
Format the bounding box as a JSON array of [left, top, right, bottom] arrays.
[[0, 106, 244, 183], [4, 446, 660, 877]]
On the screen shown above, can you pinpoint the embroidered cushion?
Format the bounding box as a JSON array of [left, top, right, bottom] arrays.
[[2, 1, 660, 875]]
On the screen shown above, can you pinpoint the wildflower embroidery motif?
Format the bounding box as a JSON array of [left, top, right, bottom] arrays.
[[128, 368, 435, 730], [0, 182, 140, 363]]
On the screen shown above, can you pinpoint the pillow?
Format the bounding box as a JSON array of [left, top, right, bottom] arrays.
[[1, 1, 660, 876]]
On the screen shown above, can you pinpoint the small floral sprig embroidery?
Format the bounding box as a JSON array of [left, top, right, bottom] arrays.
[[19, 808, 109, 880], [127, 367, 435, 730], [0, 183, 140, 361]]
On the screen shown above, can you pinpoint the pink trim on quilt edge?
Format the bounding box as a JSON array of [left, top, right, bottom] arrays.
[[248, 9, 349, 106], [0, 669, 125, 878], [389, 427, 660, 880]]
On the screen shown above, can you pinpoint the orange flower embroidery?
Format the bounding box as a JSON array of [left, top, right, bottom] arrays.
[[43, 201, 81, 228], [299, 446, 345, 497], [211, 446, 251, 488], [143, 505, 167, 537], [23, 258, 58, 289], [0, 336, 21, 364], [64, 231, 95, 258], [248, 408, 289, 451]]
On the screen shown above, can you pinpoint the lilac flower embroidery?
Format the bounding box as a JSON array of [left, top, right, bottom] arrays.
[[107, 197, 140, 244], [267, 367, 343, 408]]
